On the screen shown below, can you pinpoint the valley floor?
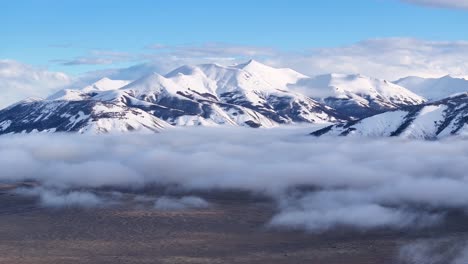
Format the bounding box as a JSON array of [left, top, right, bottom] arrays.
[[1, 184, 467, 264]]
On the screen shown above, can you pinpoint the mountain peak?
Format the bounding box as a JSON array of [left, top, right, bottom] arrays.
[[131, 72, 167, 84], [82, 77, 131, 93], [245, 59, 260, 65], [438, 74, 468, 81], [234, 59, 267, 69], [95, 77, 112, 83], [441, 74, 456, 80], [394, 75, 468, 100], [165, 65, 201, 77]]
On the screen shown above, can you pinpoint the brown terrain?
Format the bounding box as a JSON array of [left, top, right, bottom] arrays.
[[0, 183, 467, 264]]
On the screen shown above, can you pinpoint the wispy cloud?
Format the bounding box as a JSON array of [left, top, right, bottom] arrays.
[[266, 38, 468, 80], [145, 42, 276, 58], [48, 43, 74, 49], [76, 38, 468, 81], [59, 57, 117, 66], [14, 187, 109, 208], [53, 42, 273, 68], [154, 196, 210, 211], [401, 0, 468, 9], [134, 42, 277, 73], [56, 50, 133, 66]]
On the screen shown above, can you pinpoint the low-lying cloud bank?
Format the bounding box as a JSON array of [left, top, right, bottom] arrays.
[[154, 196, 210, 211], [399, 238, 468, 264], [1, 127, 468, 232], [13, 187, 105, 208]]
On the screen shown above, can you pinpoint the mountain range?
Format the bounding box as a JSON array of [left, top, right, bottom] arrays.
[[0, 60, 466, 138]]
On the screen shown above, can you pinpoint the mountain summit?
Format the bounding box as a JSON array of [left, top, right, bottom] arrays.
[[292, 73, 426, 119], [395, 75, 468, 100]]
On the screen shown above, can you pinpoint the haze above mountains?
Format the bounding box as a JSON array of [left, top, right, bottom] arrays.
[[0, 60, 466, 139]]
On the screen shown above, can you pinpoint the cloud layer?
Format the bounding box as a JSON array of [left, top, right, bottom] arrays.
[[78, 38, 468, 82], [1, 127, 468, 232], [269, 38, 468, 80]]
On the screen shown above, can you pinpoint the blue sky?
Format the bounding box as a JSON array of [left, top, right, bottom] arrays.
[[2, 0, 468, 75]]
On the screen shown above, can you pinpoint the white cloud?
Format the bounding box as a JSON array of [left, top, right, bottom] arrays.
[[401, 0, 468, 9], [127, 42, 277, 76], [83, 38, 468, 82], [55, 50, 133, 66], [0, 60, 71, 107], [399, 238, 468, 264], [13, 187, 105, 208], [2, 128, 468, 232], [145, 42, 276, 59], [270, 201, 441, 232], [154, 196, 210, 211], [266, 38, 468, 80], [39, 190, 104, 208]]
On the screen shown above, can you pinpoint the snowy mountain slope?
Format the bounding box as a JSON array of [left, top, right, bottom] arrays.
[[395, 75, 468, 100], [115, 60, 347, 126], [47, 78, 131, 101], [311, 93, 468, 139], [0, 99, 169, 134], [0, 60, 448, 135], [0, 61, 347, 134], [292, 73, 426, 119], [82, 78, 131, 93], [47, 89, 90, 101], [80, 77, 266, 128]]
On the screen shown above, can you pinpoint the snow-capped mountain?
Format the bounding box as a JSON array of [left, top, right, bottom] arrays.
[[292, 73, 426, 119], [395, 75, 468, 101], [0, 98, 169, 134], [47, 78, 131, 101], [114, 60, 346, 126], [82, 78, 131, 93], [0, 61, 350, 134], [1, 59, 461, 136], [311, 93, 468, 139]]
